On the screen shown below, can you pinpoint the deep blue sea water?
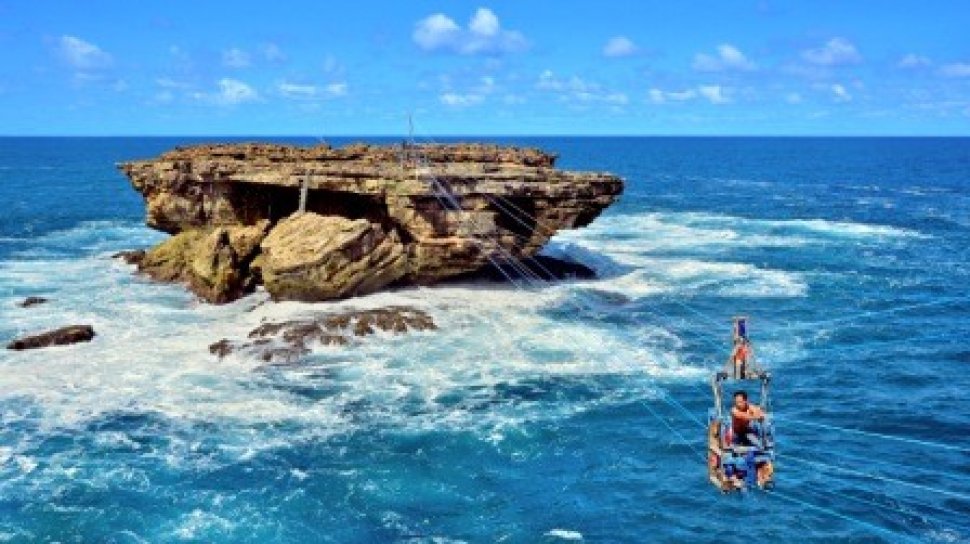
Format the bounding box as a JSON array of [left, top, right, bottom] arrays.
[[0, 137, 968, 543]]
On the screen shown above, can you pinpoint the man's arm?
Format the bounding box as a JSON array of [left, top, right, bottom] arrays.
[[731, 405, 764, 421]]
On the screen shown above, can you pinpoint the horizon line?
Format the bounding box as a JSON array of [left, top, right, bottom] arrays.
[[2, 134, 969, 139]]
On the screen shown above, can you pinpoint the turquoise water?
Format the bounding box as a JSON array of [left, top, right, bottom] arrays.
[[0, 137, 968, 542]]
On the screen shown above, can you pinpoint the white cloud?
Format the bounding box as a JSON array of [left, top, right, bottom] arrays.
[[218, 78, 258, 104], [413, 8, 527, 55], [698, 85, 729, 104], [535, 70, 627, 106], [192, 78, 259, 105], [438, 76, 496, 108], [574, 89, 628, 104], [785, 92, 803, 104], [603, 36, 637, 58], [414, 14, 460, 50], [278, 82, 317, 97], [440, 92, 485, 107], [321, 54, 346, 77], [155, 77, 190, 89], [277, 80, 348, 100], [649, 85, 729, 104], [536, 69, 563, 91], [325, 82, 348, 97], [801, 37, 862, 66], [648, 88, 696, 103], [666, 90, 697, 101], [469, 7, 499, 36], [604, 92, 629, 105], [692, 44, 755, 72], [939, 62, 970, 78], [535, 71, 595, 93], [897, 53, 931, 69], [58, 35, 112, 70], [261, 43, 286, 63], [222, 48, 251, 68], [831, 83, 852, 102]]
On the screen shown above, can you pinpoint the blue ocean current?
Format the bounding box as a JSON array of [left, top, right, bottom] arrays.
[[0, 137, 968, 542]]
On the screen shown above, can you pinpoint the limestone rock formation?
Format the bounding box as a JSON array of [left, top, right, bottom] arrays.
[[119, 142, 623, 303], [7, 325, 95, 350]]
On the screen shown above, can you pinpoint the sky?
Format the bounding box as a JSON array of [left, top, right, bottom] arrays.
[[0, 0, 968, 136]]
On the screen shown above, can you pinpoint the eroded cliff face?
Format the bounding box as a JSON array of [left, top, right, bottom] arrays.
[[118, 142, 623, 303]]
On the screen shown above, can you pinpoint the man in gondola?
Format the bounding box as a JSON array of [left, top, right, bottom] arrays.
[[728, 337, 752, 378], [731, 390, 764, 448]]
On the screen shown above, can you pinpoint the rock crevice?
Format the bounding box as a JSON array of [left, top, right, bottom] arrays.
[[119, 142, 623, 302]]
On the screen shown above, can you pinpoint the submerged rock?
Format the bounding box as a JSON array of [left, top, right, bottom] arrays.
[[17, 296, 49, 308], [6, 325, 95, 350], [119, 142, 623, 303], [208, 338, 234, 358], [213, 306, 435, 362]]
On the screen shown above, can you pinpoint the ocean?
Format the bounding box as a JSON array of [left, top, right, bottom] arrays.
[[0, 137, 968, 543]]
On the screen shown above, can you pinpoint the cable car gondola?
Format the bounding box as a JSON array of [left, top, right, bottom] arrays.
[[708, 317, 776, 492]]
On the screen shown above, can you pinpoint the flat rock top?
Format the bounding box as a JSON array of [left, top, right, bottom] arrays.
[[143, 142, 557, 167], [119, 142, 623, 193]]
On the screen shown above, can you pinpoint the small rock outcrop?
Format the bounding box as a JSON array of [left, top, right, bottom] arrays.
[[212, 306, 436, 362], [112, 250, 146, 266], [119, 142, 623, 303], [17, 296, 49, 308], [7, 325, 95, 350]]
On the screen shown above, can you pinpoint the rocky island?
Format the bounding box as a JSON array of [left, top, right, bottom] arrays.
[[118, 142, 623, 303]]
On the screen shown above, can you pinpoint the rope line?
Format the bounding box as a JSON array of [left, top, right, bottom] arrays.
[[770, 490, 924, 544], [806, 448, 970, 488], [660, 391, 706, 428], [782, 296, 969, 332], [776, 418, 970, 455], [789, 467, 970, 532], [781, 454, 970, 503], [642, 401, 705, 461]]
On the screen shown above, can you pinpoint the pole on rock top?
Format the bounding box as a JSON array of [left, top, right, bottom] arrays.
[[299, 174, 309, 213]]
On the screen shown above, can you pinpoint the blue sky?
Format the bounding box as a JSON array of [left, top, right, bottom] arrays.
[[1, 0, 968, 135]]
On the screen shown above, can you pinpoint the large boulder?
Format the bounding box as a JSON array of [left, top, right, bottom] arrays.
[[7, 325, 95, 350], [138, 220, 269, 303], [259, 212, 407, 301]]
